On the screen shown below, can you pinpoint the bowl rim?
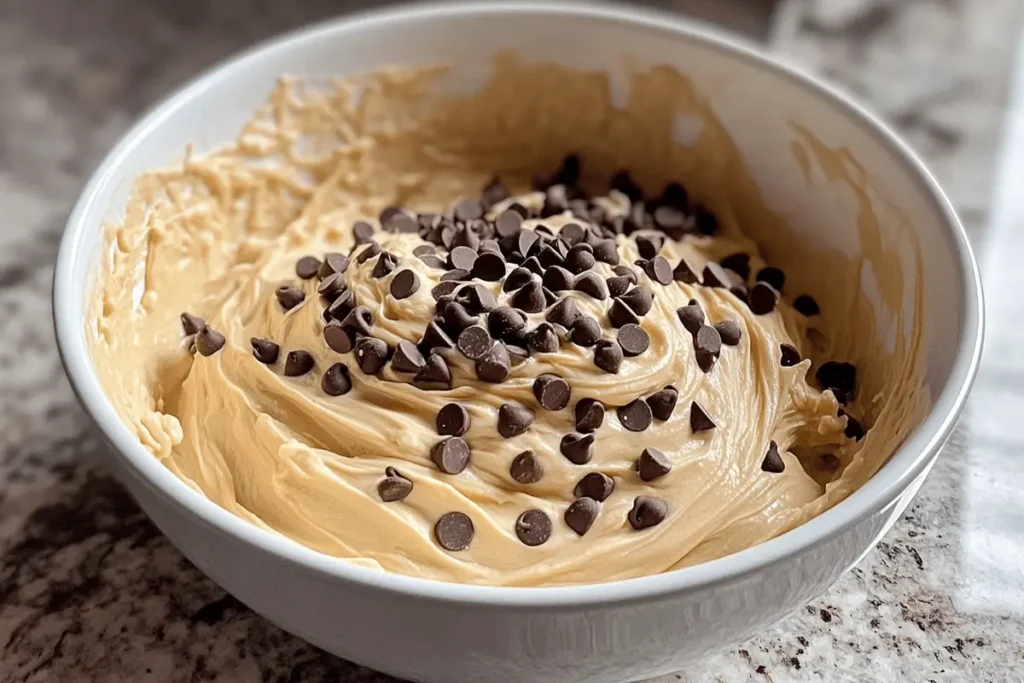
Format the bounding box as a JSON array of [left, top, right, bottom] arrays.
[[53, 0, 984, 608]]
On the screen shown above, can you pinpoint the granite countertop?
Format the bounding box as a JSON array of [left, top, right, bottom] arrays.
[[2, 0, 1023, 681]]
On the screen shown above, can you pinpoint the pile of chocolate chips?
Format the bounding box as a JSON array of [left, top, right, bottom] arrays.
[[180, 154, 865, 554]]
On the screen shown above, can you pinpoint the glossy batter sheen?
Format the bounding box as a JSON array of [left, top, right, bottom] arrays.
[[88, 55, 927, 586]]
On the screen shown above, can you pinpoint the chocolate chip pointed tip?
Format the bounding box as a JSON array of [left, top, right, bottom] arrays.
[[628, 496, 668, 529], [195, 325, 225, 356], [564, 497, 600, 536], [761, 441, 785, 473], [689, 401, 716, 432]]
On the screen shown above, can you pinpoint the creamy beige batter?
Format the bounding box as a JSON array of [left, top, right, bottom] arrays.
[[87, 54, 927, 586]]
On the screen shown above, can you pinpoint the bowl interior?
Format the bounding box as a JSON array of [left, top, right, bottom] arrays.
[[56, 2, 980, 600]]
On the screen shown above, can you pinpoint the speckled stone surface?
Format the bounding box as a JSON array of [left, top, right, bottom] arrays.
[[2, 1, 1023, 681]]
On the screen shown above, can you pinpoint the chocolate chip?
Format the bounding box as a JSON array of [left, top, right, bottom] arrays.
[[817, 361, 857, 399], [605, 275, 631, 299], [694, 325, 722, 373], [454, 197, 484, 222], [352, 221, 375, 244], [284, 349, 315, 376], [414, 354, 451, 390], [325, 291, 356, 322], [541, 265, 573, 292], [617, 399, 653, 432], [694, 206, 718, 235], [560, 433, 595, 464], [717, 254, 748, 281], [355, 241, 382, 264], [541, 286, 559, 308], [479, 238, 501, 254], [619, 285, 653, 316], [514, 230, 538, 259], [534, 375, 571, 411], [566, 316, 599, 347], [321, 362, 352, 395], [780, 343, 801, 367], [521, 255, 545, 276], [794, 294, 820, 316], [340, 306, 373, 337], [593, 239, 620, 266], [594, 340, 623, 373], [355, 337, 389, 375], [379, 206, 401, 225], [613, 265, 638, 282], [378, 467, 413, 502], [503, 267, 534, 293], [391, 340, 425, 373], [418, 254, 446, 269], [276, 285, 305, 311], [564, 244, 596, 275], [431, 436, 471, 474], [414, 244, 436, 257], [564, 497, 599, 536], [457, 326, 493, 360], [608, 298, 641, 328], [573, 272, 608, 300], [447, 246, 477, 272], [573, 473, 613, 503], [431, 281, 459, 300], [435, 511, 474, 551], [456, 284, 498, 315], [475, 343, 511, 383], [749, 282, 779, 315], [690, 402, 716, 432], [845, 415, 865, 440], [730, 284, 749, 304], [617, 324, 650, 356], [324, 321, 355, 354], [672, 258, 699, 284], [495, 209, 523, 238], [761, 441, 785, 473], [510, 450, 543, 484], [317, 273, 347, 301], [442, 301, 479, 334], [636, 234, 665, 260], [528, 322, 560, 353], [295, 256, 321, 280], [371, 252, 398, 279], [418, 320, 455, 356], [756, 266, 785, 292], [575, 398, 605, 433], [507, 202, 529, 219], [481, 177, 510, 208], [515, 509, 552, 547], [181, 312, 205, 335], [194, 325, 225, 356], [506, 344, 529, 366], [628, 496, 668, 529], [714, 320, 742, 346], [498, 403, 534, 438], [319, 252, 351, 279], [469, 251, 504, 282], [250, 337, 280, 364], [384, 212, 417, 234], [647, 386, 678, 421], [611, 169, 643, 201], [637, 448, 672, 482], [546, 297, 580, 328], [387, 269, 419, 300], [677, 300, 704, 334], [701, 262, 732, 288]]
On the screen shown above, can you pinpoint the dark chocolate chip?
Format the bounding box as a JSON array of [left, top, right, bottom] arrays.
[[325, 291, 356, 322], [694, 206, 718, 235], [352, 221, 375, 244], [564, 244, 596, 274], [528, 322, 560, 353], [780, 343, 801, 367], [574, 473, 614, 502], [390, 269, 420, 300], [761, 441, 785, 473], [510, 450, 543, 484], [284, 349, 315, 376], [542, 265, 574, 292], [481, 177, 510, 208], [448, 246, 478, 272], [559, 222, 586, 246], [730, 285, 749, 304], [690, 402, 716, 432], [475, 343, 511, 383], [748, 282, 779, 315], [673, 258, 700, 284], [371, 252, 398, 279], [606, 275, 631, 298], [534, 374, 571, 411], [536, 245, 564, 270], [628, 496, 668, 529], [431, 281, 459, 300], [637, 448, 672, 482], [575, 398, 605, 433], [573, 272, 608, 300], [515, 509, 552, 547], [506, 344, 529, 366], [378, 467, 413, 502], [391, 340, 426, 373], [560, 433, 595, 465], [456, 284, 498, 315], [541, 286, 559, 308], [845, 415, 865, 440], [442, 301, 479, 334], [756, 266, 785, 292], [431, 436, 471, 474], [317, 273, 347, 301], [613, 265, 638, 282], [419, 320, 455, 356], [418, 254, 446, 269], [546, 297, 581, 328], [794, 294, 820, 316], [295, 256, 321, 280], [817, 361, 857, 398], [720, 253, 750, 281], [379, 206, 401, 225], [495, 210, 523, 238], [593, 239, 620, 265], [181, 312, 205, 335], [611, 169, 643, 201], [659, 181, 689, 208], [617, 399, 653, 432], [319, 252, 351, 279], [193, 325, 224, 356], [677, 300, 704, 334], [647, 386, 679, 421], [324, 321, 355, 354], [321, 362, 352, 395], [608, 298, 641, 328], [619, 285, 653, 316], [355, 241, 382, 264], [636, 234, 664, 260], [413, 244, 436, 257], [454, 197, 484, 222], [276, 285, 305, 311], [503, 267, 534, 293], [355, 337, 389, 375], [617, 324, 650, 356], [486, 306, 524, 339], [594, 340, 623, 373], [516, 230, 538, 259], [250, 337, 280, 364], [701, 262, 732, 288], [564, 497, 600, 536], [435, 511, 474, 551], [340, 306, 373, 337], [694, 325, 722, 373], [414, 354, 451, 390], [653, 205, 687, 234], [472, 251, 506, 282], [457, 326, 493, 360], [384, 212, 417, 234], [714, 320, 742, 346], [521, 256, 545, 276], [498, 403, 535, 438]]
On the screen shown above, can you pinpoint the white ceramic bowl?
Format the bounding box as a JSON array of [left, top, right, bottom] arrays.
[[54, 3, 984, 682]]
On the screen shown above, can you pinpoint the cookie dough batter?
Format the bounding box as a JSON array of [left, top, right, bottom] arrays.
[[87, 54, 926, 586]]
